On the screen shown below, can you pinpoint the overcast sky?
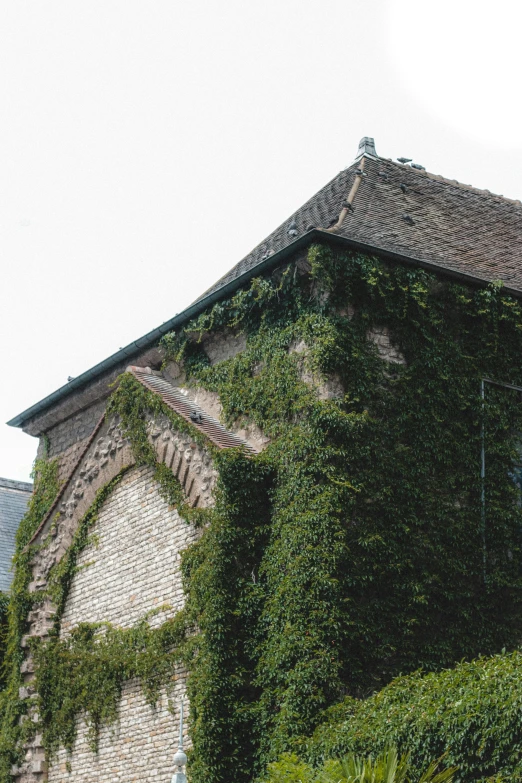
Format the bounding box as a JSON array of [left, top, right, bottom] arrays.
[[1, 0, 521, 482]]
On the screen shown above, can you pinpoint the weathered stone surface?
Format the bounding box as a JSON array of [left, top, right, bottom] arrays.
[[45, 467, 196, 781], [46, 400, 107, 460], [202, 329, 247, 364], [15, 414, 216, 782], [290, 339, 344, 400], [367, 326, 406, 364], [59, 466, 200, 634], [47, 679, 188, 783]]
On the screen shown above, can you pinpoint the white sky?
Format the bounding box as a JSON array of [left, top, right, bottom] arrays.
[[1, 0, 521, 482]]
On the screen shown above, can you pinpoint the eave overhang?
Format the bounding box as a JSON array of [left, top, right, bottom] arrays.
[[7, 228, 518, 430]]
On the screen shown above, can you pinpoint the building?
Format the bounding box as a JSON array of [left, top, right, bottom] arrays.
[[0, 478, 32, 593], [4, 138, 522, 783]]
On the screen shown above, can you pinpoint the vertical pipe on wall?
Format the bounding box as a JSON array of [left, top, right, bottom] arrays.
[[480, 379, 487, 584]]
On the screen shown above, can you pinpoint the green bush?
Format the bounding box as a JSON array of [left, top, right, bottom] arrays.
[[266, 746, 457, 783], [308, 651, 522, 782]]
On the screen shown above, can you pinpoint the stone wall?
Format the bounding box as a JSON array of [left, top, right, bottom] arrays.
[[59, 466, 197, 635], [14, 410, 217, 782], [47, 466, 197, 782], [46, 401, 107, 459], [44, 400, 107, 483], [48, 679, 187, 783]]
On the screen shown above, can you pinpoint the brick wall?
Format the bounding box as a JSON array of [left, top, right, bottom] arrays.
[[47, 401, 107, 459], [47, 466, 197, 782]]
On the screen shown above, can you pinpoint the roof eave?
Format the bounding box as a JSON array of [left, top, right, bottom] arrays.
[[6, 232, 315, 430], [7, 230, 516, 430]]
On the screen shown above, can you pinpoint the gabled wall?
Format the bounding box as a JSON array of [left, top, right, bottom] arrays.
[[47, 466, 192, 782]]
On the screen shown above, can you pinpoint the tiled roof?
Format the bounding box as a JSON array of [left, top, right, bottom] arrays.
[[0, 478, 32, 591], [129, 367, 257, 453], [196, 151, 522, 301], [8, 139, 522, 431]]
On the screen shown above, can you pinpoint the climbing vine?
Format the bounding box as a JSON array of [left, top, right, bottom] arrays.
[[160, 244, 522, 781], [0, 458, 60, 781], [4, 243, 522, 783]]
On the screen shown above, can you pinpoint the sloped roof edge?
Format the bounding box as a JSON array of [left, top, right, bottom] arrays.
[[7, 226, 518, 431]]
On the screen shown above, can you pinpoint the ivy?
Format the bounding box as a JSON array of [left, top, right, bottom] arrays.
[[34, 613, 186, 758], [107, 371, 214, 527], [159, 244, 522, 781], [0, 458, 60, 781], [4, 243, 522, 782], [0, 595, 9, 692]]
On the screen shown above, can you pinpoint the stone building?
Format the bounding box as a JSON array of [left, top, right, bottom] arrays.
[[0, 479, 32, 592], [5, 138, 522, 782]]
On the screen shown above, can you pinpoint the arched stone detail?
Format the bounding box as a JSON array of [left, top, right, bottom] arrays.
[[12, 411, 217, 783]]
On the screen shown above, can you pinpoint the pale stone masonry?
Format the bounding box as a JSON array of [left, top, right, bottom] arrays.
[[60, 466, 199, 635], [48, 680, 187, 783], [48, 466, 194, 781], [13, 413, 217, 783]]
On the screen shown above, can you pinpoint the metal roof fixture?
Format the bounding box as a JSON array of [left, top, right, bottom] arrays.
[[67, 376, 75, 382], [171, 702, 187, 783], [402, 213, 415, 225], [355, 136, 378, 159], [324, 156, 367, 232], [287, 220, 298, 237], [411, 163, 426, 170], [400, 183, 408, 194], [397, 157, 412, 164]]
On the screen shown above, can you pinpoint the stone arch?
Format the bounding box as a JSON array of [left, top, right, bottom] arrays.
[[14, 409, 217, 783]]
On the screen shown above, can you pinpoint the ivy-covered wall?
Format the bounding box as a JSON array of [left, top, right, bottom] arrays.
[[3, 242, 522, 783], [162, 244, 522, 781]]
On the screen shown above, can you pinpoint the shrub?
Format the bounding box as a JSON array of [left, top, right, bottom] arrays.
[[309, 652, 522, 782], [265, 746, 457, 783]]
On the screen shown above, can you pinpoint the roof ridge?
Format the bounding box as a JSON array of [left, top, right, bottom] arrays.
[[192, 166, 351, 303], [381, 158, 522, 207], [321, 157, 368, 233]]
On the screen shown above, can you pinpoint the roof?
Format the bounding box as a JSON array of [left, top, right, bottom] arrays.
[[8, 138, 522, 430], [196, 141, 522, 300], [128, 366, 257, 453], [0, 478, 32, 591]]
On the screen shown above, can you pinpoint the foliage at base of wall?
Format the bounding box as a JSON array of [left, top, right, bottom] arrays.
[[306, 650, 522, 783], [265, 746, 457, 783], [0, 458, 60, 782]]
